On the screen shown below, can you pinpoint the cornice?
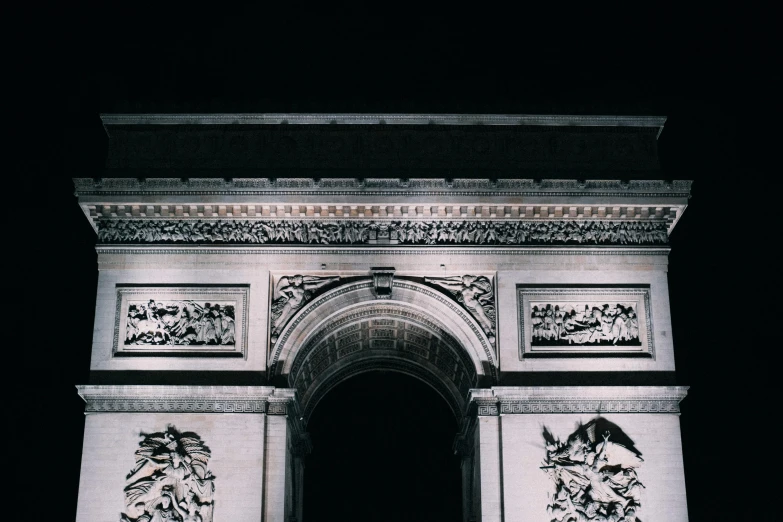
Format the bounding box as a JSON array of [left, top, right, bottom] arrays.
[[466, 386, 689, 416], [74, 177, 691, 196], [73, 178, 691, 233], [76, 385, 299, 414], [100, 113, 667, 129]]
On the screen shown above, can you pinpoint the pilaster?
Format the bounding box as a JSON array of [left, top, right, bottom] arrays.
[[461, 386, 689, 522], [75, 385, 306, 522]]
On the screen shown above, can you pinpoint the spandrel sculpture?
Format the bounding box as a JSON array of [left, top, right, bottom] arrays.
[[541, 418, 644, 522], [424, 275, 496, 343], [270, 275, 340, 343], [120, 426, 215, 522]]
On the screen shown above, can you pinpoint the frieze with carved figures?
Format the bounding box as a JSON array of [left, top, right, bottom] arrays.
[[97, 219, 669, 246]]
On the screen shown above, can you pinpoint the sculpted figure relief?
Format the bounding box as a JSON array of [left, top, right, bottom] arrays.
[[98, 219, 669, 246], [120, 426, 215, 522], [541, 418, 644, 522], [531, 303, 640, 346], [425, 275, 496, 342], [270, 275, 340, 343], [125, 300, 235, 346]]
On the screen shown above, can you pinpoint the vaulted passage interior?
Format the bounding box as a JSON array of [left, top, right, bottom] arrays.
[[304, 371, 461, 522]]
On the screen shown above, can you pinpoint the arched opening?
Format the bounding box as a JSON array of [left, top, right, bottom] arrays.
[[272, 279, 496, 521], [303, 371, 461, 522]]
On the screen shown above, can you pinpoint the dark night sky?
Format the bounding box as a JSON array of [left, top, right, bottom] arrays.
[[20, 6, 769, 521]]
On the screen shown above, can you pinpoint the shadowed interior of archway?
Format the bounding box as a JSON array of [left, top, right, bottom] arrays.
[[303, 371, 461, 522]]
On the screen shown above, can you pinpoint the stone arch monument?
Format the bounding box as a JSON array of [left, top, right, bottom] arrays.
[[73, 114, 691, 521]]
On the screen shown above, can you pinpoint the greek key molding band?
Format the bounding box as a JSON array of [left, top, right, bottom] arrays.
[[466, 386, 689, 416], [76, 385, 299, 414]]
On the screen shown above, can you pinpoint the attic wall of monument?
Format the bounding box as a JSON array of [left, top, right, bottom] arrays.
[[88, 250, 674, 375], [102, 124, 662, 171]]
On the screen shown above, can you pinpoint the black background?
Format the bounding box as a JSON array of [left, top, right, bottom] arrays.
[[19, 6, 767, 521]]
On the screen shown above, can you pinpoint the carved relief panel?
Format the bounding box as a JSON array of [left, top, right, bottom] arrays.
[[517, 286, 653, 358], [541, 417, 644, 522], [114, 286, 249, 357], [121, 425, 215, 522]]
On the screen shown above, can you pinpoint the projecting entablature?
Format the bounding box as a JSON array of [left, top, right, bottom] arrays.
[[73, 178, 690, 247]]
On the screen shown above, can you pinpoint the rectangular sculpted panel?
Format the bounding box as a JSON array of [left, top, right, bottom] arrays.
[[517, 285, 653, 358], [114, 285, 249, 357]]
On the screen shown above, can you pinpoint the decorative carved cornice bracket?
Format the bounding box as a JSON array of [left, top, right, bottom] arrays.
[[266, 387, 297, 415], [467, 388, 500, 416]]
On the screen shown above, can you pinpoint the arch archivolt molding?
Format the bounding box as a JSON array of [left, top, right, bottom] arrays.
[[287, 305, 477, 380], [270, 279, 498, 422]]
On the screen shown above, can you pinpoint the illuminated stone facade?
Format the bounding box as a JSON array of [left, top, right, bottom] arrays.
[[74, 114, 691, 521]]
